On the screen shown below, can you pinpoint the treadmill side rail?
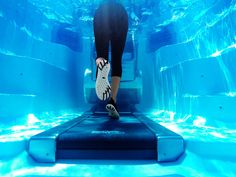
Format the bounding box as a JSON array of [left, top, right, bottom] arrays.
[[28, 136, 56, 162], [134, 113, 185, 162], [157, 135, 184, 162], [28, 116, 87, 162]]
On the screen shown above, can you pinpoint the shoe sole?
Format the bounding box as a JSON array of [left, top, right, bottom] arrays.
[[106, 104, 120, 119], [95, 60, 111, 101]]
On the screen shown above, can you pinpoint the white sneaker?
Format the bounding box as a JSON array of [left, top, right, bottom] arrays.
[[106, 104, 120, 119], [95, 59, 111, 101], [106, 98, 120, 119]]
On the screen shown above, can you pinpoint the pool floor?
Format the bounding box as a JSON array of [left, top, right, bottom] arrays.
[[1, 110, 236, 177]]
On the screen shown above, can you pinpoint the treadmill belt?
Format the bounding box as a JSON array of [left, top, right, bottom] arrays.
[[57, 114, 156, 150]]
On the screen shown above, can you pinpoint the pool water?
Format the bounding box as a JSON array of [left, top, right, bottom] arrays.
[[1, 0, 236, 176]]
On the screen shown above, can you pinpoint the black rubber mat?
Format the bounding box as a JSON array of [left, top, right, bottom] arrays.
[[56, 113, 156, 159]]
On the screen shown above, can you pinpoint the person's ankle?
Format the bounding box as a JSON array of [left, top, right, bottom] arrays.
[[111, 97, 116, 103], [96, 57, 104, 66]]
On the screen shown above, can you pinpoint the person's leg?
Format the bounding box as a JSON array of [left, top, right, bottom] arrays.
[[106, 3, 128, 119], [93, 5, 111, 101], [93, 5, 109, 63], [110, 6, 128, 102], [110, 76, 120, 102]]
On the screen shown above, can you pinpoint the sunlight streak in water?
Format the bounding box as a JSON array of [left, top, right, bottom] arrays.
[[226, 92, 236, 97], [0, 111, 82, 142], [0, 48, 16, 56], [149, 109, 236, 141], [7, 162, 76, 177], [84, 68, 92, 77], [20, 26, 32, 37], [193, 116, 206, 127], [211, 50, 222, 57], [211, 43, 236, 57], [209, 131, 226, 139], [27, 114, 40, 125]]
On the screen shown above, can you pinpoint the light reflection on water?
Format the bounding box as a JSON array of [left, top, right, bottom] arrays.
[[1, 150, 229, 177], [0, 111, 82, 142], [4, 109, 236, 144], [148, 110, 236, 142]]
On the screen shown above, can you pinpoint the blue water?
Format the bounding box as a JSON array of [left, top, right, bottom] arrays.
[[1, 0, 236, 176]]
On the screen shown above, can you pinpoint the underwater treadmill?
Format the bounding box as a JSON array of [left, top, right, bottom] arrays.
[[28, 33, 184, 163], [28, 106, 184, 163]]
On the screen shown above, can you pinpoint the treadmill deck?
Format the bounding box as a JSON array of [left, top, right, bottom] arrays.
[[28, 110, 184, 163]]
